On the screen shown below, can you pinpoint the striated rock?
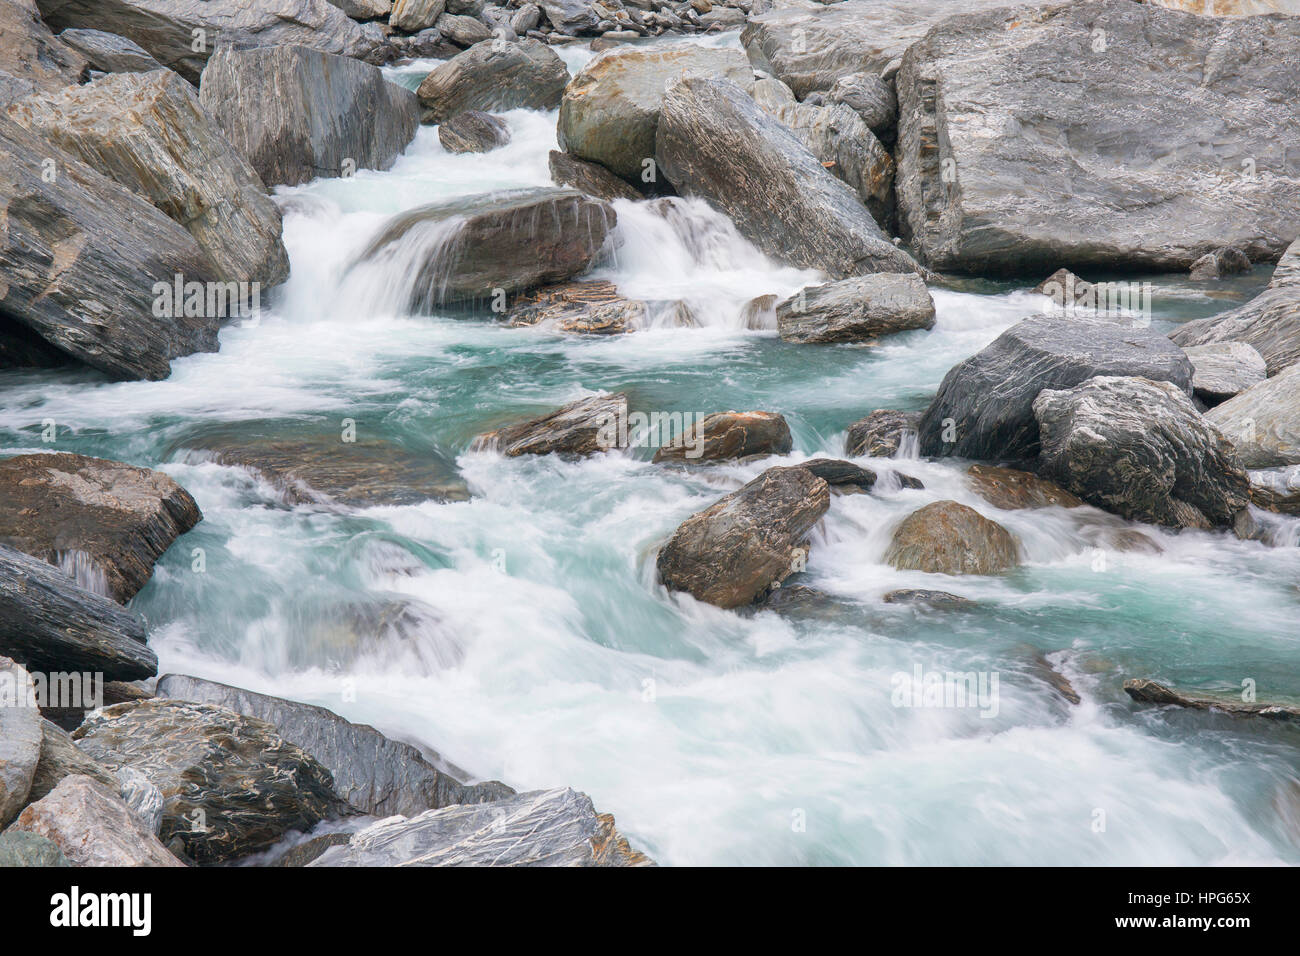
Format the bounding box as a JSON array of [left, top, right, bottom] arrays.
[[511, 3, 541, 33], [655, 76, 919, 279], [776, 274, 934, 344], [155, 675, 513, 817], [391, 0, 445, 31], [0, 830, 68, 866], [436, 12, 492, 46], [199, 44, 419, 188], [0, 0, 86, 105], [882, 588, 976, 610], [653, 411, 791, 463], [799, 458, 878, 493], [1149, 0, 1300, 12], [826, 70, 896, 142], [73, 699, 349, 864], [310, 787, 653, 866], [330, 0, 392, 18], [1205, 363, 1300, 467], [1124, 678, 1300, 720], [895, 0, 1300, 274], [438, 110, 510, 153], [884, 501, 1019, 575], [28, 719, 116, 804], [845, 409, 919, 458], [539, 0, 607, 35], [548, 150, 642, 201], [657, 465, 829, 609], [116, 766, 164, 834], [1247, 465, 1300, 515], [417, 39, 566, 123], [1189, 246, 1251, 281], [966, 464, 1084, 511], [8, 69, 289, 287], [56, 27, 162, 73], [917, 316, 1194, 461], [1034, 376, 1250, 529], [472, 393, 628, 457], [506, 279, 650, 333], [1183, 342, 1266, 405], [0, 657, 42, 827]]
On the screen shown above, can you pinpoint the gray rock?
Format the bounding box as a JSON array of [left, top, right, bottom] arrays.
[[27, 719, 116, 805], [655, 76, 919, 279], [436, 12, 492, 46], [471, 393, 629, 456], [390, 0, 443, 31], [1183, 342, 1266, 404], [0, 0, 86, 105], [798, 458, 879, 492], [845, 409, 919, 458], [917, 316, 1194, 461], [1034, 268, 1096, 307], [895, 0, 1300, 274], [826, 70, 896, 141], [1205, 362, 1300, 467], [652, 410, 792, 463], [776, 273, 934, 344], [0, 830, 69, 866], [883, 588, 976, 610], [511, 3, 541, 33], [56, 27, 160, 73], [1247, 465, 1300, 515], [1189, 246, 1251, 281], [1034, 376, 1250, 529], [416, 39, 568, 124], [1125, 678, 1300, 721], [329, 0, 392, 18], [447, 0, 485, 15], [8, 69, 289, 287], [0, 657, 42, 827], [884, 500, 1019, 575], [548, 150, 642, 201], [115, 766, 164, 835], [438, 110, 510, 153], [505, 279, 653, 333], [539, 0, 604, 35]]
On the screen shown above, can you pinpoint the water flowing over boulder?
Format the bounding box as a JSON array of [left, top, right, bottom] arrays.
[[652, 411, 792, 463], [7, 70, 289, 287], [654, 76, 920, 279], [884, 500, 1019, 575], [1183, 342, 1267, 405], [1205, 363, 1300, 468], [472, 393, 629, 456], [56, 27, 162, 73], [199, 44, 419, 188], [0, 0, 86, 104], [35, 0, 382, 84], [895, 0, 1300, 274], [882, 588, 976, 611], [547, 150, 642, 201], [0, 657, 42, 827], [416, 39, 568, 124], [776, 274, 934, 344], [1033, 376, 1250, 529], [438, 110, 510, 153], [656, 465, 830, 609], [845, 409, 919, 458], [917, 316, 1194, 462]]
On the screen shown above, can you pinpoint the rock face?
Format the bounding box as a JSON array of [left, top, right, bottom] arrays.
[[547, 150, 641, 201], [310, 787, 653, 866], [0, 453, 201, 604], [36, 0, 381, 84], [1183, 342, 1267, 405], [1205, 363, 1300, 468], [884, 500, 1019, 575], [472, 393, 628, 457], [845, 409, 919, 458], [0, 657, 42, 827], [8, 70, 289, 287], [0, 114, 219, 381], [655, 76, 919, 279], [416, 39, 568, 124], [28, 719, 117, 803], [776, 274, 934, 344], [56, 27, 162, 73], [155, 675, 513, 817], [0, 0, 86, 104], [438, 110, 510, 153], [74, 699, 348, 864], [917, 317, 1194, 461], [1124, 678, 1300, 721], [652, 411, 792, 463], [1034, 376, 1250, 529], [657, 465, 830, 609], [558, 45, 753, 186], [895, 0, 1300, 274], [966, 464, 1083, 511], [0, 545, 157, 681], [199, 44, 419, 188]]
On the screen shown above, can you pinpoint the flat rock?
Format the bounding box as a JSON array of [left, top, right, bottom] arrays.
[[471, 392, 629, 456], [417, 38, 568, 124], [0, 829, 69, 866], [845, 409, 919, 458], [56, 27, 162, 73], [1183, 342, 1266, 404], [882, 588, 976, 610], [884, 500, 1019, 575], [652, 411, 792, 463], [1124, 678, 1300, 721], [0, 657, 42, 827], [776, 274, 934, 344], [548, 150, 642, 201], [27, 718, 116, 804], [966, 464, 1084, 511], [438, 110, 510, 153], [0, 0, 86, 105], [1247, 465, 1300, 515], [1205, 362, 1300, 467]]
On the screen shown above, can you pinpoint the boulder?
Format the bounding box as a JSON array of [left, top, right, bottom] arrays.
[[882, 588, 976, 610], [1124, 678, 1300, 721], [557, 45, 753, 185], [35, 0, 381, 84], [917, 316, 1194, 461], [11, 774, 184, 866], [845, 409, 919, 458], [776, 274, 934, 344], [471, 392, 629, 456], [0, 830, 68, 866], [798, 458, 878, 493], [652, 411, 792, 463], [436, 12, 492, 46], [330, 0, 392, 18], [656, 465, 829, 609], [655, 76, 919, 279], [1034, 268, 1096, 308], [1189, 246, 1251, 281], [115, 766, 164, 834], [1183, 342, 1267, 405], [73, 699, 349, 864], [438, 110, 510, 153], [966, 464, 1084, 511], [27, 718, 116, 803], [0, 657, 42, 827], [0, 545, 157, 682], [7, 70, 289, 287], [511, 3, 542, 33], [1247, 466, 1300, 515], [1033, 376, 1250, 529], [416, 39, 567, 124], [155, 675, 513, 817], [199, 44, 419, 188], [1205, 363, 1300, 467], [895, 0, 1300, 274], [506, 279, 654, 333], [826, 70, 896, 142], [548, 150, 642, 201], [0, 0, 86, 105], [391, 0, 445, 31], [0, 114, 218, 381], [56, 27, 162, 73], [883, 500, 1019, 575], [539, 0, 608, 35]]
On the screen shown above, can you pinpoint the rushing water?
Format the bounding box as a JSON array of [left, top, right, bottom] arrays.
[[2, 35, 1298, 866]]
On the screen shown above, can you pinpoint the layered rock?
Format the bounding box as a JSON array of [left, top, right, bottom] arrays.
[[506, 279, 655, 333], [845, 409, 919, 458], [776, 274, 934, 344], [391, 0, 444, 31], [0, 0, 86, 103], [471, 393, 629, 456], [1124, 678, 1300, 720], [548, 150, 642, 201], [438, 110, 510, 153], [56, 27, 162, 73], [0, 657, 42, 827], [1183, 342, 1266, 405], [652, 411, 792, 463], [1205, 363, 1300, 467], [416, 39, 568, 124], [884, 500, 1019, 575], [436, 11, 491, 46]]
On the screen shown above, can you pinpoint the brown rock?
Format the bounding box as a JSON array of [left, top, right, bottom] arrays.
[[548, 150, 642, 201], [653, 411, 792, 463], [966, 464, 1084, 511], [471, 393, 629, 457], [1124, 678, 1299, 721], [884, 500, 1019, 575], [845, 409, 920, 458]]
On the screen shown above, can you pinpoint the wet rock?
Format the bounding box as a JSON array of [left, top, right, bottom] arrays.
[[548, 149, 643, 201], [1189, 247, 1251, 281], [8, 69, 289, 287], [917, 316, 1194, 461], [438, 110, 511, 153], [287, 596, 466, 673], [1034, 376, 1250, 530], [10, 774, 184, 866], [966, 464, 1084, 511], [0, 0, 86, 105], [826, 70, 896, 142], [776, 274, 934, 344], [272, 830, 354, 867], [657, 465, 830, 608], [417, 39, 567, 123], [0, 453, 201, 603], [758, 584, 836, 616], [27, 719, 116, 804], [391, 0, 445, 31], [1247, 466, 1300, 515], [884, 500, 1019, 575], [1124, 678, 1300, 721], [0, 830, 68, 866], [655, 76, 920, 279], [310, 787, 654, 866], [199, 44, 419, 188], [56, 28, 162, 73], [0, 657, 42, 827], [895, 1, 1300, 274], [155, 675, 513, 817], [73, 699, 349, 864], [799, 458, 877, 493], [1205, 363, 1300, 467], [472, 392, 628, 456], [653, 411, 792, 463], [1183, 342, 1266, 405], [845, 409, 919, 458], [882, 589, 976, 611], [506, 279, 647, 333]]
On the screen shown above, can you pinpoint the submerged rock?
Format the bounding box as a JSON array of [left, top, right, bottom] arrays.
[[1124, 678, 1300, 721], [547, 150, 642, 201], [416, 39, 568, 124], [845, 410, 920, 459], [966, 464, 1084, 511], [471, 393, 629, 457], [0, 657, 42, 827], [1205, 363, 1300, 467], [652, 411, 792, 463], [56, 27, 162, 73], [882, 589, 976, 611], [884, 501, 1019, 575], [776, 274, 934, 344], [1183, 342, 1267, 405], [438, 110, 511, 153]]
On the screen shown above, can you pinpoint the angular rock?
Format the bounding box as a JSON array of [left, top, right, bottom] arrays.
[[27, 719, 116, 805], [652, 411, 791, 463], [0, 830, 68, 866], [882, 588, 976, 610], [437, 12, 492, 46], [417, 38, 567, 124], [438, 110, 510, 153], [56, 27, 162, 73], [0, 657, 42, 827], [511, 3, 541, 33], [917, 316, 1194, 461], [799, 458, 877, 493], [1189, 246, 1251, 281], [1034, 268, 1096, 308], [1124, 678, 1300, 721], [657, 465, 829, 609], [0, 0, 86, 105], [471, 392, 628, 456], [1205, 363, 1300, 467], [1247, 465, 1300, 515], [1183, 342, 1266, 405], [885, 501, 1018, 575], [330, 0, 392, 18], [776, 274, 934, 344], [391, 0, 445, 31], [539, 0, 606, 35], [845, 409, 919, 458], [116, 766, 164, 834], [73, 699, 349, 864], [966, 464, 1084, 511], [506, 279, 646, 333], [548, 150, 642, 201], [826, 70, 896, 141], [1034, 376, 1250, 529], [895, 0, 1300, 274]]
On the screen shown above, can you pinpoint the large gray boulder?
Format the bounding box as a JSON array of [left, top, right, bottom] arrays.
[[8, 70, 289, 287], [917, 316, 1194, 461], [1205, 362, 1300, 468], [776, 273, 934, 344], [826, 70, 897, 141], [1033, 376, 1250, 529], [436, 11, 491, 46], [417, 39, 568, 124], [56, 27, 163, 73], [35, 0, 381, 84], [895, 0, 1300, 274], [0, 114, 219, 380], [0, 0, 86, 104], [199, 44, 419, 188], [0, 657, 42, 827], [654, 76, 919, 279]]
